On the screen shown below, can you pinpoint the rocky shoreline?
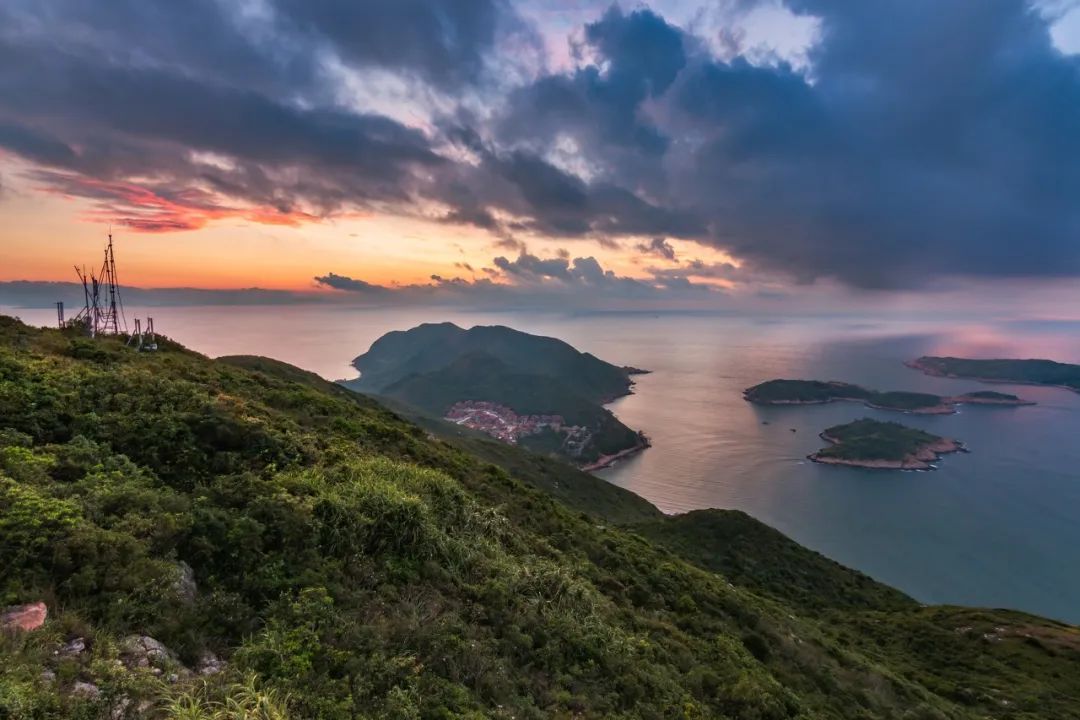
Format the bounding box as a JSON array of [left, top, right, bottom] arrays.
[[582, 433, 652, 472], [809, 433, 966, 471]]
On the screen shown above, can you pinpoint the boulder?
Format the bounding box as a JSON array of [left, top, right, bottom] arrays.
[[173, 561, 197, 604], [196, 651, 225, 676], [60, 637, 87, 657], [120, 635, 178, 669], [1, 602, 47, 632], [71, 681, 100, 699], [110, 696, 132, 720]]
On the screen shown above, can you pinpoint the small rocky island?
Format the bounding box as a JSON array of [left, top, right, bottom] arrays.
[[744, 379, 1033, 414], [809, 418, 965, 470], [908, 356, 1080, 393]]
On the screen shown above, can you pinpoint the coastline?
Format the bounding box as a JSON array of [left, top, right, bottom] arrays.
[[582, 433, 652, 472], [905, 358, 1079, 395], [809, 433, 965, 471]]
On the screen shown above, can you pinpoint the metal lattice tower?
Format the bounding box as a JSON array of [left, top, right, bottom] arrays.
[[97, 233, 126, 335], [71, 231, 127, 337]]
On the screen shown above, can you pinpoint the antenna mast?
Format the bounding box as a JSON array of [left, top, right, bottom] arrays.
[[97, 231, 127, 335], [70, 230, 128, 337]]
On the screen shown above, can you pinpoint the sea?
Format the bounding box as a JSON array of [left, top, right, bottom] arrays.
[[6, 304, 1080, 624]]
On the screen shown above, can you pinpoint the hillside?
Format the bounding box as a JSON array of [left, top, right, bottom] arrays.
[[347, 324, 646, 466], [223, 355, 659, 525], [348, 322, 637, 402], [1, 316, 1079, 719], [379, 353, 643, 464], [632, 510, 915, 612]]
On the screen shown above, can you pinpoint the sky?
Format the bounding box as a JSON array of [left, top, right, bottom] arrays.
[[2, 0, 1080, 314]]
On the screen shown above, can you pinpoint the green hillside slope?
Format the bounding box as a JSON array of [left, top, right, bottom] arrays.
[[363, 392, 662, 525], [1, 316, 1078, 719], [632, 509, 915, 612], [349, 322, 635, 402]]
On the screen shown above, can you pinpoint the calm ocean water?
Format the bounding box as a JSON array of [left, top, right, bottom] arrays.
[[7, 304, 1080, 623]]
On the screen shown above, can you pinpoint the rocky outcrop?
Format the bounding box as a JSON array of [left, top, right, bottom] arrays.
[[121, 635, 181, 672], [173, 561, 197, 604], [1, 602, 47, 632], [71, 681, 100, 699], [60, 637, 87, 657], [197, 651, 225, 676]]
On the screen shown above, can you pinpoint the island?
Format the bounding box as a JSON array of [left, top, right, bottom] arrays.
[[907, 356, 1080, 393], [343, 322, 649, 469], [809, 418, 965, 470], [744, 378, 1033, 414]]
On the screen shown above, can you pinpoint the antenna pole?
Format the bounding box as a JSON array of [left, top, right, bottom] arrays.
[[66, 229, 138, 339]]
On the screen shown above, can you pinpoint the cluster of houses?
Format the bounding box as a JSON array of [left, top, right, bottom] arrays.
[[444, 401, 567, 444]]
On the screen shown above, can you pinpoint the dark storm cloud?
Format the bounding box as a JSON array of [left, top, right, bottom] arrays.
[[0, 0, 503, 230], [646, 0, 1080, 287], [3, 0, 1080, 289], [489, 0, 1080, 288], [501, 7, 684, 153], [274, 0, 521, 87], [496, 6, 686, 196], [0, 41, 441, 176], [0, 7, 446, 229], [0, 124, 76, 167], [431, 145, 706, 241]]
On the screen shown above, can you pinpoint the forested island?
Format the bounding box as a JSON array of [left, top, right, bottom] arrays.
[[809, 418, 965, 470], [908, 356, 1080, 392], [745, 378, 1033, 414], [345, 323, 648, 468], [2, 316, 1080, 718]]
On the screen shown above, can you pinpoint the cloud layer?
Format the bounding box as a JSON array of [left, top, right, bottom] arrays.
[[2, 1, 1080, 288]]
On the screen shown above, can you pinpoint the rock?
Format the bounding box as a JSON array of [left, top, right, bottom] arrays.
[[110, 696, 132, 720], [121, 635, 178, 669], [61, 637, 87, 656], [173, 561, 197, 604], [71, 681, 100, 699], [40, 669, 56, 684], [1, 602, 47, 632], [196, 651, 224, 676]]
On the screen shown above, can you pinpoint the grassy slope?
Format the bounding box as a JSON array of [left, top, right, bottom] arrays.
[[632, 509, 915, 612], [220, 357, 659, 525], [362, 392, 660, 525], [0, 317, 1078, 718]]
